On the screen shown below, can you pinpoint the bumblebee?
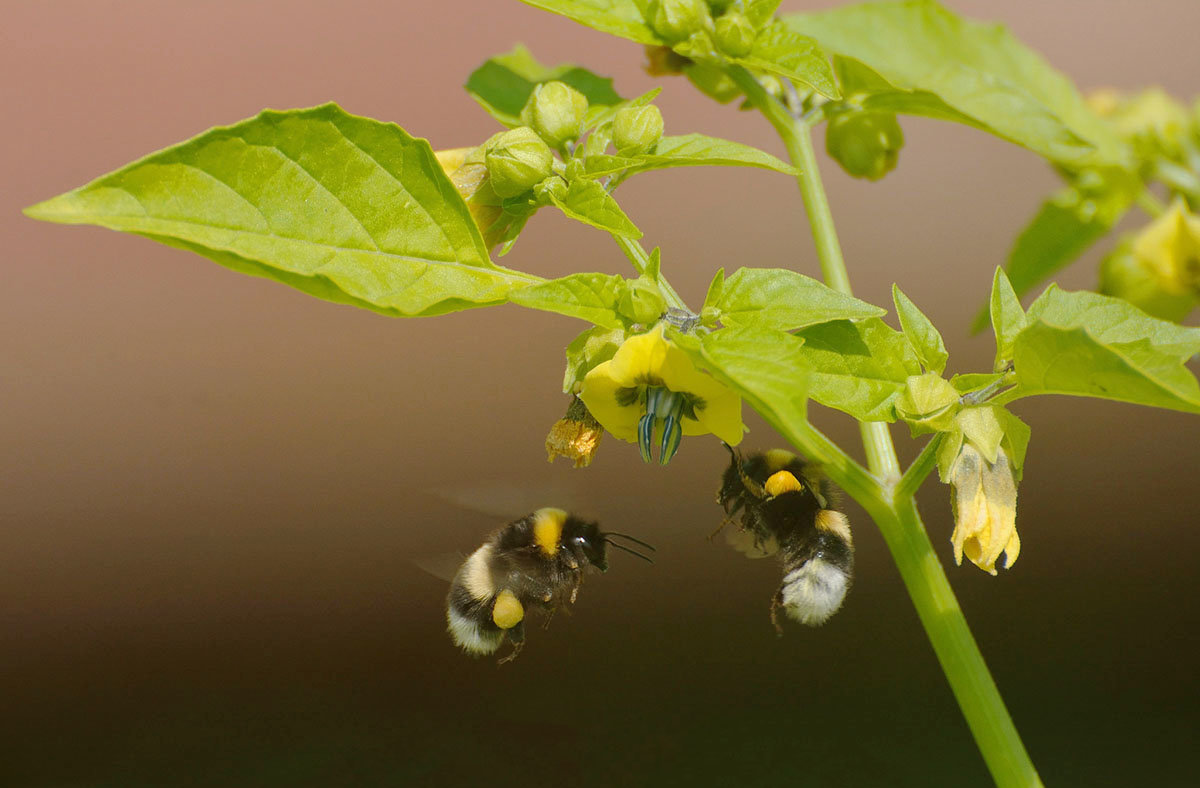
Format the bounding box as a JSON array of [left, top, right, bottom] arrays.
[[446, 507, 653, 662], [716, 446, 853, 631]]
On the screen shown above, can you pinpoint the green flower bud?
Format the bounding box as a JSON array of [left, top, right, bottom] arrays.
[[612, 105, 665, 156], [618, 278, 668, 325], [533, 175, 568, 204], [647, 0, 712, 44], [825, 110, 905, 181], [897, 373, 960, 435], [1099, 239, 1196, 322], [485, 127, 555, 198], [519, 81, 589, 149], [714, 11, 756, 57], [1088, 87, 1190, 160]]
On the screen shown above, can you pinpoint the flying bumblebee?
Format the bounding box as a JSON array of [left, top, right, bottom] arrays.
[[716, 446, 853, 631], [446, 507, 653, 663]]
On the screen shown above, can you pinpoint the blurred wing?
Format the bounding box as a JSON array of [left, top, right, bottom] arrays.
[[429, 480, 585, 521], [412, 551, 468, 583], [725, 526, 779, 559]]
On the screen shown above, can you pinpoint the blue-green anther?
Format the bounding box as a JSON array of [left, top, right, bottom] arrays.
[[638, 386, 686, 464], [638, 411, 655, 463], [659, 412, 683, 465]]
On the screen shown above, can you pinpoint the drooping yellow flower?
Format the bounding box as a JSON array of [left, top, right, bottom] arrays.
[[579, 323, 743, 464], [434, 146, 510, 250], [949, 444, 1021, 575], [545, 396, 604, 468]]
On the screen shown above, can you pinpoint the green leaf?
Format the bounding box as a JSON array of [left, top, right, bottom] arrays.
[[793, 317, 923, 422], [563, 325, 626, 392], [24, 103, 541, 317], [744, 0, 783, 30], [787, 1, 1130, 167], [519, 0, 661, 45], [714, 268, 885, 331], [951, 372, 1006, 395], [676, 326, 811, 432], [583, 133, 796, 177], [730, 21, 840, 99], [892, 284, 948, 374], [994, 406, 1031, 479], [465, 45, 625, 128], [703, 267, 726, 310], [1007, 286, 1200, 413], [989, 267, 1027, 370], [509, 272, 626, 328], [548, 178, 642, 238]]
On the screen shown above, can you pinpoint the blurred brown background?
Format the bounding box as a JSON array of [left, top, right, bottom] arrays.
[[3, 1, 1199, 786]]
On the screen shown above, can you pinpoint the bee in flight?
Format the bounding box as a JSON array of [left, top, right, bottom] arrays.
[[447, 507, 654, 663], [716, 446, 853, 632]]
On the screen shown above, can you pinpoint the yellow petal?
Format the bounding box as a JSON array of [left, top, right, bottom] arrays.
[[579, 359, 641, 442]]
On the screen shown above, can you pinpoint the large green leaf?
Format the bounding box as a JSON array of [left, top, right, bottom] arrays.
[[465, 45, 624, 128], [728, 21, 839, 99], [583, 133, 796, 177], [676, 326, 811, 432], [793, 317, 923, 421], [519, 0, 660, 45], [787, 1, 1130, 168], [509, 272, 626, 328], [1006, 286, 1200, 413], [548, 178, 642, 238], [708, 268, 885, 331], [25, 104, 542, 317]]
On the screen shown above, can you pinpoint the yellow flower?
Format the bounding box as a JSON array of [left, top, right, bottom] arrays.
[[579, 323, 743, 464], [434, 146, 511, 250], [545, 397, 604, 468], [1131, 201, 1200, 296], [949, 444, 1020, 575]]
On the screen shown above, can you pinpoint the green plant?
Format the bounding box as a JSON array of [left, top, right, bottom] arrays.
[[23, 1, 1200, 785]]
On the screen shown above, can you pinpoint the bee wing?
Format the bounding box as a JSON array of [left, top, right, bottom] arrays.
[[411, 551, 468, 584], [725, 526, 779, 559], [429, 480, 585, 520]]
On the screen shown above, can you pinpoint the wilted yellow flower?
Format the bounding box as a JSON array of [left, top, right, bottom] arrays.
[[579, 323, 743, 464], [949, 444, 1021, 575], [434, 146, 511, 250], [546, 397, 604, 468]]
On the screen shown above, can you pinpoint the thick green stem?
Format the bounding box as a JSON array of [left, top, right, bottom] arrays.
[[729, 64, 1041, 787]]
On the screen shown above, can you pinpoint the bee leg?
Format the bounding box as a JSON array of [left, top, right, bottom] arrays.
[[769, 586, 785, 637], [707, 515, 735, 541], [497, 623, 525, 665], [541, 606, 557, 631]]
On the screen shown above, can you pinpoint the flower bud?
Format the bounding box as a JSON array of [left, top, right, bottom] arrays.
[[435, 146, 509, 250], [520, 81, 589, 149], [1088, 87, 1190, 159], [1099, 204, 1200, 321], [484, 127, 555, 198], [647, 0, 712, 44], [612, 105, 665, 156], [532, 175, 568, 204], [714, 11, 756, 57], [618, 278, 668, 325], [825, 110, 904, 181], [896, 373, 960, 435]]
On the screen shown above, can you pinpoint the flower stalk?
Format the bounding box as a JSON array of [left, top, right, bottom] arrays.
[[727, 64, 1043, 788]]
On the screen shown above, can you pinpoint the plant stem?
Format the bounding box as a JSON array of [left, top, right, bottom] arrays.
[[729, 64, 1042, 787], [610, 233, 688, 311], [896, 434, 943, 502]]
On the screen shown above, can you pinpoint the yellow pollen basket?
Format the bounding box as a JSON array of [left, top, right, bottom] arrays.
[[532, 507, 568, 557], [492, 589, 525, 629], [764, 470, 803, 497]]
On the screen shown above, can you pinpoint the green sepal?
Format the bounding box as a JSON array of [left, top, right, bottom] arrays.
[[617, 276, 668, 325], [792, 317, 923, 422], [951, 372, 1007, 396], [24, 103, 543, 318], [892, 284, 948, 374], [896, 373, 960, 436], [465, 45, 624, 128], [713, 268, 885, 331], [518, 1, 662, 46], [563, 325, 627, 392]]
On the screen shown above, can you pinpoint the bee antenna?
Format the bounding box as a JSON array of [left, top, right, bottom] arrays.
[[605, 539, 655, 564], [602, 531, 657, 552]]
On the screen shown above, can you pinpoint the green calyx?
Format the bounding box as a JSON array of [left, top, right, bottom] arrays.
[[485, 127, 555, 198], [520, 81, 590, 149], [612, 105, 665, 156], [714, 11, 756, 57], [825, 110, 905, 181], [647, 0, 713, 44]]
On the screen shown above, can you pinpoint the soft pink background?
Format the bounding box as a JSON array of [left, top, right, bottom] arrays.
[[4, 2, 1199, 785]]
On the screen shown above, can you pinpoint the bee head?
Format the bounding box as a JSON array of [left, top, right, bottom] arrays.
[[562, 516, 609, 571]]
